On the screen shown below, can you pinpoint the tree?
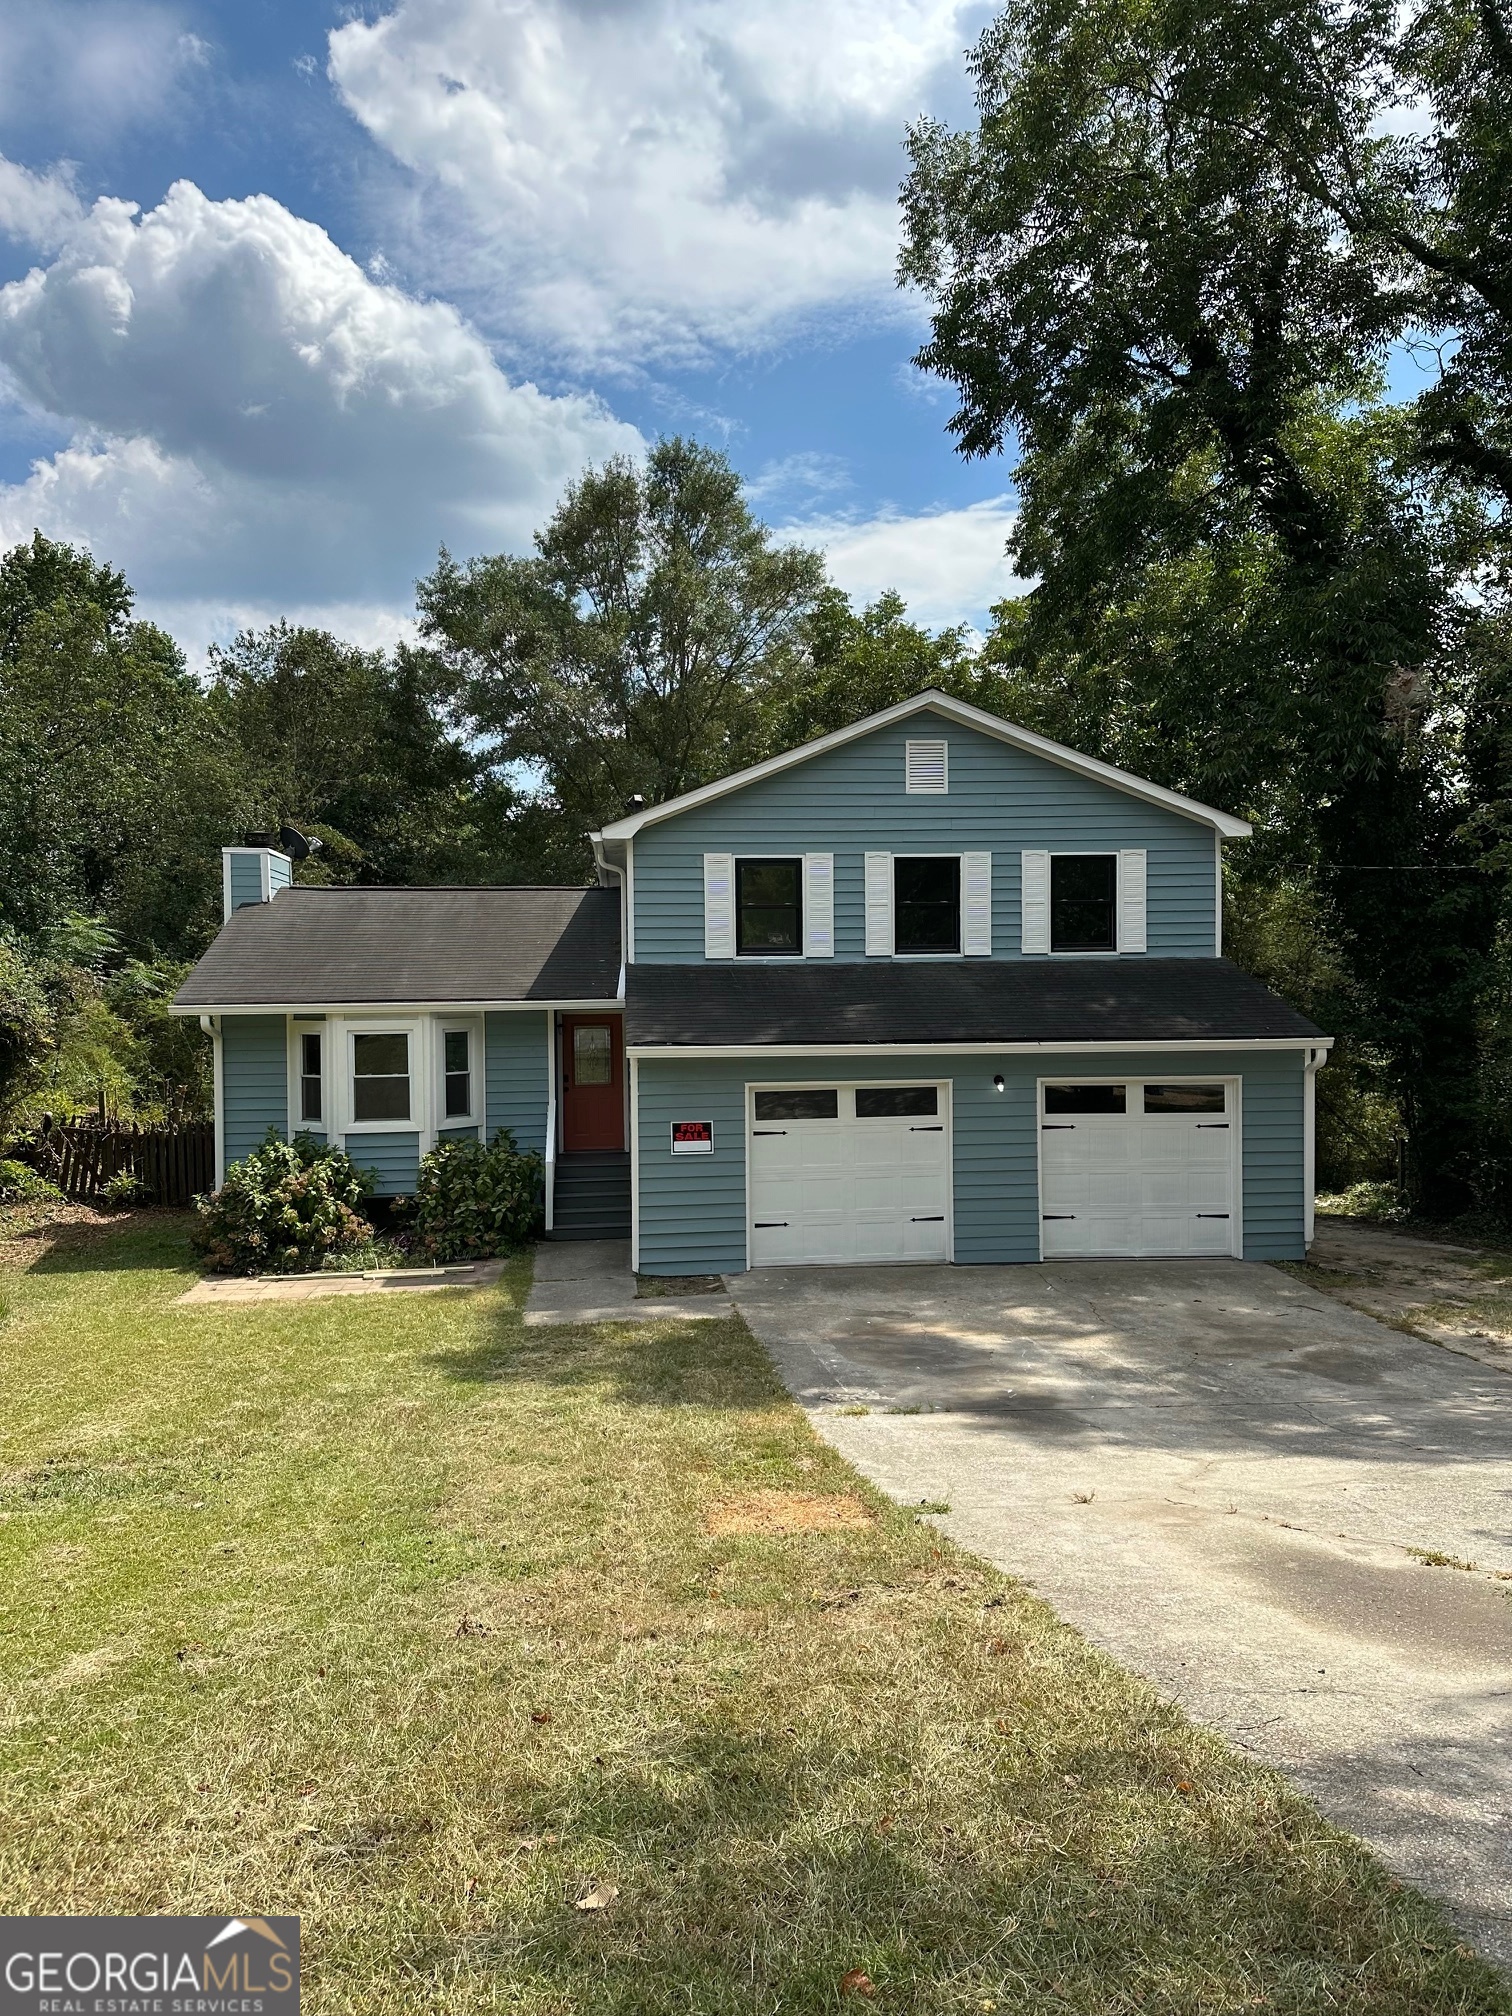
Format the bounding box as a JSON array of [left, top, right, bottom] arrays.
[[206, 624, 495, 886], [417, 438, 827, 851], [768, 588, 980, 751], [0, 533, 234, 959], [900, 0, 1512, 1215]]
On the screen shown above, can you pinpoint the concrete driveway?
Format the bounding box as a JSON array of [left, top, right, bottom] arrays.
[[726, 1256, 1512, 1965]]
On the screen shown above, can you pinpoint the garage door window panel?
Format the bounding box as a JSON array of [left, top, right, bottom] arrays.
[[1051, 855, 1117, 952], [1145, 1083, 1226, 1114], [736, 859, 802, 956], [855, 1086, 938, 1119], [753, 1089, 838, 1121], [895, 858, 961, 954], [1044, 1084, 1126, 1115]]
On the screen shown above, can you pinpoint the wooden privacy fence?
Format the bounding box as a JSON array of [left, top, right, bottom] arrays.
[[32, 1121, 216, 1206]]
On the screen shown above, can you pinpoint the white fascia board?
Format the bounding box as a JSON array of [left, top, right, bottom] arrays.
[[168, 995, 624, 1018], [627, 1036, 1333, 1059], [595, 690, 1253, 841]]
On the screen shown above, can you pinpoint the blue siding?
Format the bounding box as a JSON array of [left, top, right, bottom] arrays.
[[438, 1124, 482, 1146], [636, 1061, 751, 1273], [632, 712, 1219, 962], [485, 1010, 550, 1153], [228, 850, 291, 912], [636, 1049, 1305, 1273], [228, 855, 265, 912], [222, 1015, 288, 1166], [347, 1131, 421, 1196]]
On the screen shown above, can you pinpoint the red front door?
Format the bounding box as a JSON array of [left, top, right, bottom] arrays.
[[561, 1015, 625, 1151]]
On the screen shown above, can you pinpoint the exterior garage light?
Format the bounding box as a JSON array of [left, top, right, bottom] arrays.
[[993, 1074, 1005, 1092]]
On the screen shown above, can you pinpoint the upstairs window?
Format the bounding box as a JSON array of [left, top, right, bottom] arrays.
[[352, 1031, 411, 1122], [1050, 854, 1116, 952], [443, 1029, 472, 1117], [298, 1031, 322, 1124], [894, 857, 960, 954], [736, 858, 802, 956]]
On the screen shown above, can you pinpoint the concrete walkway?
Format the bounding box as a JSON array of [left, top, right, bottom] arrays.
[[525, 1239, 731, 1325], [727, 1257, 1512, 1966]]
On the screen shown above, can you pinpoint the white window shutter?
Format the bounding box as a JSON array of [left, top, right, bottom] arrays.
[[1020, 850, 1050, 954], [804, 854, 834, 957], [962, 852, 992, 956], [905, 739, 948, 794], [703, 852, 734, 959], [1119, 849, 1147, 952], [864, 852, 893, 956]]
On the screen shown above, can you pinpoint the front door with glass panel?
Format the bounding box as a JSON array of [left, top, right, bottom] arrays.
[[561, 1015, 624, 1151]]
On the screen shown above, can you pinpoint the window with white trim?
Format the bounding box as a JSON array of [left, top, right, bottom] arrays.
[[442, 1028, 473, 1118], [1050, 855, 1117, 952], [894, 857, 961, 953], [298, 1030, 323, 1124], [351, 1030, 411, 1122]]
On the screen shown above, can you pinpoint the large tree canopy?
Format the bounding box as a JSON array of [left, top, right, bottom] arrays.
[[901, 0, 1512, 1213], [416, 438, 827, 838]]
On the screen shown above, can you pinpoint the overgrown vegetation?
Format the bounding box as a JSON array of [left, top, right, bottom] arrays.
[[191, 1133, 375, 1275], [0, 1216, 1503, 2011]]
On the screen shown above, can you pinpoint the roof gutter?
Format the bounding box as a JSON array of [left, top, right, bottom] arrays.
[[625, 1036, 1333, 1059], [168, 996, 624, 1018]]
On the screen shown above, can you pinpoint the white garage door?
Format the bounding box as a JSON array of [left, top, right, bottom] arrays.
[[1039, 1080, 1238, 1258], [749, 1083, 950, 1266]]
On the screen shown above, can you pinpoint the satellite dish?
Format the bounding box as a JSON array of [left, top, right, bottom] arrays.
[[278, 825, 324, 859]]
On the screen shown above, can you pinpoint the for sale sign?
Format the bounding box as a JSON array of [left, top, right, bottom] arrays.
[[670, 1120, 714, 1154]]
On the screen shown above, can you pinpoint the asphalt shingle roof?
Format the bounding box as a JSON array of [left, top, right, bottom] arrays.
[[625, 958, 1323, 1048], [173, 886, 621, 1009]]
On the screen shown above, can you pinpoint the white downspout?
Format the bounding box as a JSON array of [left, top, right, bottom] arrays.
[[1303, 1044, 1325, 1249], [544, 1011, 557, 1234], [201, 1014, 224, 1188], [629, 1052, 640, 1273]]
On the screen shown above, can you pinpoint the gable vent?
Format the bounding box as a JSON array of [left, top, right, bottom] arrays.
[[905, 738, 948, 794]]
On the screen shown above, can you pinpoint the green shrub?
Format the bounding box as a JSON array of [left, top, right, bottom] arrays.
[[405, 1131, 544, 1261], [98, 1169, 146, 1209], [0, 1156, 63, 1206], [1314, 1179, 1407, 1222], [192, 1132, 375, 1275]]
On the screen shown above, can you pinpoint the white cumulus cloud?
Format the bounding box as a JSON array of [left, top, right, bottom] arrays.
[[328, 0, 987, 365], [787, 497, 1023, 630], [0, 172, 641, 624]]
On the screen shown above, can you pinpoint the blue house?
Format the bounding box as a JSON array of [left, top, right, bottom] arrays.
[[174, 692, 1329, 1270]]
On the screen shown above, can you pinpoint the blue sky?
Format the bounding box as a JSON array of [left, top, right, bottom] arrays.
[[0, 0, 1021, 660]]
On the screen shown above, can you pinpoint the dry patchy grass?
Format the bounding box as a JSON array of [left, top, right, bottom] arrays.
[[0, 1217, 1505, 2014]]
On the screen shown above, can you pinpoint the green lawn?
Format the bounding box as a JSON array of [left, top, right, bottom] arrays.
[[0, 1213, 1504, 2014]]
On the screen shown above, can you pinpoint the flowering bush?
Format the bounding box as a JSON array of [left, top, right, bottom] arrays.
[[192, 1132, 375, 1275], [404, 1131, 544, 1262]]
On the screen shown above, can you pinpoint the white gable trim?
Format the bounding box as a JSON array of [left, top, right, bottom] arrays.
[[590, 691, 1252, 843]]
